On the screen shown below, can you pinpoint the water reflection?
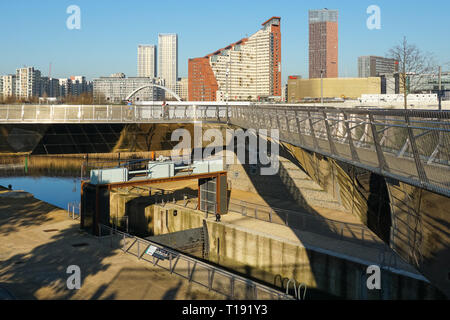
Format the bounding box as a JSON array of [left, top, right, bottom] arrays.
[[0, 153, 155, 210], [0, 176, 81, 210]]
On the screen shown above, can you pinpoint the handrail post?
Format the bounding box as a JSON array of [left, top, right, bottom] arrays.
[[323, 111, 339, 156], [343, 111, 360, 162], [368, 113, 389, 174], [295, 110, 305, 146], [405, 112, 429, 185], [230, 277, 235, 299], [307, 110, 320, 152]]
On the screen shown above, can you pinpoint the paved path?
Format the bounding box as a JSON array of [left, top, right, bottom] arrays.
[[0, 190, 223, 300]]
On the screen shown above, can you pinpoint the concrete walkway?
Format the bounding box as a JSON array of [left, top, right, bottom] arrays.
[[0, 189, 223, 300]]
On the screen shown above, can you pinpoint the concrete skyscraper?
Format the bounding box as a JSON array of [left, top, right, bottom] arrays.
[[309, 9, 338, 79], [138, 45, 157, 78], [158, 34, 178, 92]]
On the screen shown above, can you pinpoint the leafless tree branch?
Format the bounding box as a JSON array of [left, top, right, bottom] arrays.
[[387, 36, 437, 109]]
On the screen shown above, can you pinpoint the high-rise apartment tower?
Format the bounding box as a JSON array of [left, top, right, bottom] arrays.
[[158, 34, 178, 92], [188, 17, 281, 101], [309, 9, 338, 79]]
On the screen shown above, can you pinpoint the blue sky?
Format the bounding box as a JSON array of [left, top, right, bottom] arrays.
[[0, 0, 449, 82]]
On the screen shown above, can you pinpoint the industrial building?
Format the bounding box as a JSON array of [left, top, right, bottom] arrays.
[[188, 17, 282, 102], [309, 9, 338, 79], [287, 76, 381, 102]]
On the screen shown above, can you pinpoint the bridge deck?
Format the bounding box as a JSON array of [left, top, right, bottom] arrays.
[[0, 104, 449, 197]]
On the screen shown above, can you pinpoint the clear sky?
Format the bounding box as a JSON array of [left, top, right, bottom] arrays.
[[0, 0, 449, 82]]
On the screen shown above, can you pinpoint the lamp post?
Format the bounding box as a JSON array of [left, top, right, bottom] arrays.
[[438, 66, 442, 112], [320, 69, 324, 106], [226, 60, 231, 123]]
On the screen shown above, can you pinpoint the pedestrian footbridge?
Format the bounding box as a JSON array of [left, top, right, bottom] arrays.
[[0, 103, 449, 197]]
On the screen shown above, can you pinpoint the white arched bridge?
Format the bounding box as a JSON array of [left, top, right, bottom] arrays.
[[125, 84, 182, 102]]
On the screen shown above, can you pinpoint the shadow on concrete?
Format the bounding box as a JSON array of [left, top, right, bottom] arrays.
[[0, 223, 113, 299], [0, 193, 60, 236], [0, 211, 219, 300]]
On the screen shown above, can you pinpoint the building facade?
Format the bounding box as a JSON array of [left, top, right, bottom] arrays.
[[93, 76, 165, 103], [176, 77, 188, 101], [70, 76, 90, 96], [138, 45, 157, 78], [158, 34, 178, 93], [287, 77, 381, 102], [39, 77, 61, 98], [188, 17, 281, 102], [358, 56, 399, 78], [408, 72, 450, 92], [309, 9, 338, 79], [1, 75, 16, 99], [15, 67, 41, 99]]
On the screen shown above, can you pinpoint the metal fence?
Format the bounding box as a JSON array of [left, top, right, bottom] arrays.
[[97, 224, 294, 300], [231, 106, 450, 198], [67, 202, 81, 220], [151, 197, 402, 270], [1, 104, 449, 197], [0, 104, 228, 123]]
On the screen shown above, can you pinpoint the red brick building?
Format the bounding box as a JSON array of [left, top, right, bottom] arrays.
[[309, 9, 338, 79]]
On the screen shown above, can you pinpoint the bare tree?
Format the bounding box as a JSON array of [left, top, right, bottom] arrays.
[[387, 36, 436, 109]]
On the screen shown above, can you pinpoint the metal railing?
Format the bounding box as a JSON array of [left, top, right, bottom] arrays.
[[67, 202, 81, 220], [153, 198, 402, 270], [231, 106, 450, 198], [1, 104, 449, 197], [97, 224, 294, 300], [228, 199, 381, 246], [0, 104, 228, 123]]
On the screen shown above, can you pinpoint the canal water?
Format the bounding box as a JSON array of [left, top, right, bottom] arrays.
[[0, 176, 81, 210]]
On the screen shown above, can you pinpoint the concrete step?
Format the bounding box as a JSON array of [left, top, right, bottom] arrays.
[[279, 170, 326, 194], [278, 157, 348, 212], [282, 182, 344, 211], [289, 177, 324, 191], [279, 159, 305, 171], [282, 168, 313, 180]]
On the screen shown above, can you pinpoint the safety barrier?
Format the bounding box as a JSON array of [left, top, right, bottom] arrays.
[[97, 224, 294, 300]]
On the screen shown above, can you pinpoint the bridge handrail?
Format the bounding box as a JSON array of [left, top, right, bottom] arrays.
[[0, 103, 449, 198]]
